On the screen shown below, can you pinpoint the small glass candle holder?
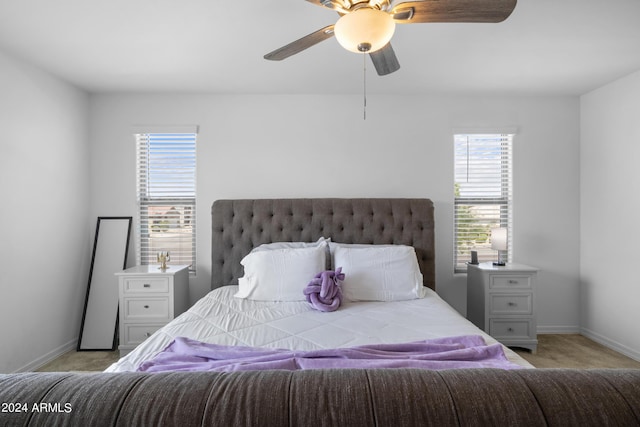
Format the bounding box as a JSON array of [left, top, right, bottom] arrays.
[[157, 251, 170, 271]]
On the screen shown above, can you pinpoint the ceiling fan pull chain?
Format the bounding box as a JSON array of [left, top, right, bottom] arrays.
[[363, 51, 367, 120], [357, 42, 371, 120]]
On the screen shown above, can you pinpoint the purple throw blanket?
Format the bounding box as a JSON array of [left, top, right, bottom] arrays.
[[137, 335, 523, 373], [303, 268, 344, 312]]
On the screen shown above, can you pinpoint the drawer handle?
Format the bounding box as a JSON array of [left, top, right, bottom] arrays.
[[145, 332, 151, 337], [508, 302, 517, 306], [144, 305, 149, 309], [508, 327, 514, 332], [508, 280, 519, 284], [143, 284, 151, 288]]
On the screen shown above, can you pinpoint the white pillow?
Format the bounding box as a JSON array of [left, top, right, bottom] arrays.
[[252, 237, 331, 269], [251, 237, 330, 252], [235, 243, 327, 301], [333, 245, 425, 302], [328, 242, 395, 268]]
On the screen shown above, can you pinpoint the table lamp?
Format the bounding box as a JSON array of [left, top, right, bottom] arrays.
[[491, 227, 507, 266]]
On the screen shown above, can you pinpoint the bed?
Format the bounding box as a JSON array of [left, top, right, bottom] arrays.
[[107, 198, 530, 372], [4, 198, 640, 426]]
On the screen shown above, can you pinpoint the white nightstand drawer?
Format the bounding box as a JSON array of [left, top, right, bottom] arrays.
[[490, 293, 532, 315], [122, 277, 170, 293], [489, 319, 533, 340], [123, 324, 163, 346], [467, 263, 538, 352], [123, 297, 170, 321], [490, 275, 531, 289], [117, 265, 190, 357]]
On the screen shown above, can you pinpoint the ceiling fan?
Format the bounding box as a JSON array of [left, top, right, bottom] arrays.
[[264, 0, 517, 76]]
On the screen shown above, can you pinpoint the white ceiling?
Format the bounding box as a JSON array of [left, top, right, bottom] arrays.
[[1, 0, 639, 95]]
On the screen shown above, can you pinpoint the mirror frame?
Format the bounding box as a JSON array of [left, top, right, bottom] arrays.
[[77, 216, 132, 351]]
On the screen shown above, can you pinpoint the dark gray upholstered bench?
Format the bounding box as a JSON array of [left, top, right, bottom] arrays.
[[1, 368, 639, 426]]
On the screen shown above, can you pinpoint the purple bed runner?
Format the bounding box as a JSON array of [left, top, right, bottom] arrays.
[[137, 335, 524, 373]]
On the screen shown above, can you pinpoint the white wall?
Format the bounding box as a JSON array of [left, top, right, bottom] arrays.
[[580, 70, 640, 360], [0, 51, 90, 373], [89, 93, 581, 332]]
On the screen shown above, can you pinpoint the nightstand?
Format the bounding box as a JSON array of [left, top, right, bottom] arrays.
[[115, 265, 189, 357], [466, 262, 539, 352]]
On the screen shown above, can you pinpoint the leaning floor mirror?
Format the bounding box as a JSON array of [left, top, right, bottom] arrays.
[[78, 217, 132, 351]]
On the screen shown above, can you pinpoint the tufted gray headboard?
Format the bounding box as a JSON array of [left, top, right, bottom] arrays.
[[211, 198, 435, 290]]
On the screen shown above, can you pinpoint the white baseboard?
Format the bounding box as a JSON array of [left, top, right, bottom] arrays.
[[14, 339, 78, 373], [581, 328, 640, 362], [536, 325, 581, 334]]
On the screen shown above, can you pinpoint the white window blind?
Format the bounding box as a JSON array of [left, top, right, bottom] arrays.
[[135, 132, 196, 273], [454, 133, 513, 272]]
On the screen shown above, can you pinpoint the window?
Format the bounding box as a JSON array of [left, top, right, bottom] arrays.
[[454, 133, 513, 272], [135, 132, 197, 273]]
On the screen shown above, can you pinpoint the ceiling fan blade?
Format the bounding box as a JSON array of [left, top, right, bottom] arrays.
[[264, 25, 335, 61], [369, 43, 400, 76], [391, 0, 517, 23], [305, 0, 349, 13]]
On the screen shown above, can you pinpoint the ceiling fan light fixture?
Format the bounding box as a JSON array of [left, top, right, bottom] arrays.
[[334, 8, 395, 54]]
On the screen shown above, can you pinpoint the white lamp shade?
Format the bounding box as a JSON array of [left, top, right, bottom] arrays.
[[334, 8, 396, 53], [491, 227, 508, 251]]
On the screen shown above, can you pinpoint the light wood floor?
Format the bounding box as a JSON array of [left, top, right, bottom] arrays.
[[37, 349, 120, 372], [514, 334, 640, 369], [36, 334, 640, 372]]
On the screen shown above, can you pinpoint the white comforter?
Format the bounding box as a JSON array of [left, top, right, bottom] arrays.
[[106, 286, 531, 372]]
